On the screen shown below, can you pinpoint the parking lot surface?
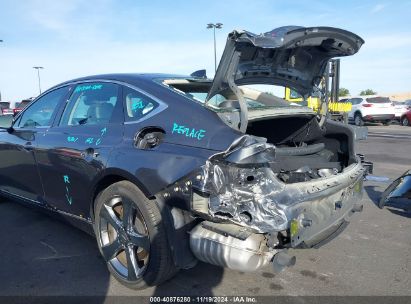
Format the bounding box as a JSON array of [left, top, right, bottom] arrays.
[[0, 124, 410, 297]]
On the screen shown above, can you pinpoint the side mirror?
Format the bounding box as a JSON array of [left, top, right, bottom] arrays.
[[0, 114, 14, 131]]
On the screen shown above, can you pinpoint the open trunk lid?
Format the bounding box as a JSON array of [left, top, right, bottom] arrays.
[[206, 26, 364, 132], [207, 26, 364, 99]]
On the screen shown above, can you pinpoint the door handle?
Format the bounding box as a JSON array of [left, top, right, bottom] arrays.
[[24, 142, 34, 151], [82, 147, 99, 158]]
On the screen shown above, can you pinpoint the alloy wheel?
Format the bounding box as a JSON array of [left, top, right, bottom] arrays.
[[402, 117, 409, 126], [98, 196, 150, 281]]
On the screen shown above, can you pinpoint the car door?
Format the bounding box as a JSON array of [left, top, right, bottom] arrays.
[[35, 81, 124, 217], [0, 86, 70, 202]]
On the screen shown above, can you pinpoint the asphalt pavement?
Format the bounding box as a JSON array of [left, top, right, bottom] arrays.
[[0, 124, 410, 297]]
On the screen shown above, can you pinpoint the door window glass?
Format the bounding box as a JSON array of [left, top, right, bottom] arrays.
[[60, 83, 119, 126], [17, 87, 69, 128]]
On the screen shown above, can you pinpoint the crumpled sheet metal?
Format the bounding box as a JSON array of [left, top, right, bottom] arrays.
[[192, 135, 365, 233], [201, 161, 304, 232]]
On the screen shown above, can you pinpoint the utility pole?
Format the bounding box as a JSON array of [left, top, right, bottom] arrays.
[[206, 23, 223, 74], [33, 66, 44, 95]]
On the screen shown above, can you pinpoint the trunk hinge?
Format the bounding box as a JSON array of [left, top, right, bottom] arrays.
[[227, 51, 248, 133], [316, 72, 329, 128]]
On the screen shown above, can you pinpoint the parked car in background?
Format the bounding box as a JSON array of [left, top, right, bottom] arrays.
[[393, 100, 411, 121], [404, 100, 411, 111], [347, 96, 395, 126], [400, 110, 411, 126], [0, 102, 12, 115], [13, 98, 33, 115]]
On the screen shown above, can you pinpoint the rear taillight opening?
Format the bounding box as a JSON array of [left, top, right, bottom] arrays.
[[362, 103, 373, 108]]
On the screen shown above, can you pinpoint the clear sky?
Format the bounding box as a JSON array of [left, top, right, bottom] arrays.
[[0, 0, 410, 102]]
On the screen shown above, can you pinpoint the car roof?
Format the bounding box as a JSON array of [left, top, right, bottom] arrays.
[[53, 73, 192, 88]]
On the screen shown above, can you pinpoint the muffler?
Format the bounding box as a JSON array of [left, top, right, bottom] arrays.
[[189, 221, 273, 272]]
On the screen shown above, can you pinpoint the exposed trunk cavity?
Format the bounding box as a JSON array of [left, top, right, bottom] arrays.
[[245, 115, 356, 183]]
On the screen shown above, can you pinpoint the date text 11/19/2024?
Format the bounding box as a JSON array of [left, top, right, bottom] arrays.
[[150, 296, 257, 303]]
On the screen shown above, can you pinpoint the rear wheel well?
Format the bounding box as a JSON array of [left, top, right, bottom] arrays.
[[90, 175, 126, 221], [90, 174, 197, 270], [90, 174, 156, 221]]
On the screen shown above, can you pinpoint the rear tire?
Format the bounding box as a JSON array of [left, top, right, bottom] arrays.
[[93, 181, 178, 289], [354, 113, 364, 126], [401, 116, 410, 126], [383, 120, 391, 126]]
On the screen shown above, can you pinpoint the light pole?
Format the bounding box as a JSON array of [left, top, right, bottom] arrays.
[[33, 66, 44, 95], [207, 23, 223, 74]]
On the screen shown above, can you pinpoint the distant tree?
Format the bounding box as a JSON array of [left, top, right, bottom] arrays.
[[359, 89, 377, 96], [339, 88, 350, 97]]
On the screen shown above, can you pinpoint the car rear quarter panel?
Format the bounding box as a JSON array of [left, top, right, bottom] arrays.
[[106, 79, 242, 197]]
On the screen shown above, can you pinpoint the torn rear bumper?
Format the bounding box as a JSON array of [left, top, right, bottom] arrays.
[[192, 136, 365, 242], [289, 181, 363, 248], [282, 162, 364, 248]]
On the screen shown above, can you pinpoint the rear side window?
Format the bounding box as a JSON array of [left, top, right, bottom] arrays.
[[366, 97, 391, 103], [17, 87, 69, 128], [123, 86, 159, 122], [60, 83, 119, 126]]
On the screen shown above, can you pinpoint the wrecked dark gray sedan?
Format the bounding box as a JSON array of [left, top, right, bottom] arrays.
[[0, 26, 366, 289]]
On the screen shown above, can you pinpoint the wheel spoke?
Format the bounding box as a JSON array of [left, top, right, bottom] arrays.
[[125, 245, 140, 281], [129, 231, 150, 251], [122, 201, 134, 230], [101, 204, 122, 232], [101, 238, 122, 261]]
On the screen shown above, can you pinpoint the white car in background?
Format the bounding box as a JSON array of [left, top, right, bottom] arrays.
[[393, 100, 411, 121], [347, 96, 395, 126]]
